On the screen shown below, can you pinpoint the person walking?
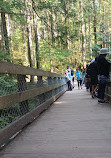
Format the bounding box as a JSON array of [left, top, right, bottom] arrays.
[[85, 64, 91, 91], [82, 68, 86, 85], [97, 48, 110, 103], [86, 58, 99, 98], [70, 67, 74, 88], [75, 68, 83, 89], [65, 66, 72, 91]]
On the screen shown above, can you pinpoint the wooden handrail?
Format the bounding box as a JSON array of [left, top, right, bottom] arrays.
[[0, 82, 66, 110], [0, 61, 67, 147], [0, 61, 64, 78]]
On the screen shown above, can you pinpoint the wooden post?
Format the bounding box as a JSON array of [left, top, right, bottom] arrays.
[[37, 76, 45, 104], [47, 77, 53, 98], [37, 76, 43, 88], [17, 75, 29, 115]]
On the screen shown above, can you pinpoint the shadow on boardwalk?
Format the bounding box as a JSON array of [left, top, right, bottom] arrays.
[[1, 85, 111, 158]]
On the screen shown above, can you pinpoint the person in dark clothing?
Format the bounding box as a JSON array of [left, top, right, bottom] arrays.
[[97, 48, 110, 103], [85, 64, 91, 91], [86, 58, 99, 98]]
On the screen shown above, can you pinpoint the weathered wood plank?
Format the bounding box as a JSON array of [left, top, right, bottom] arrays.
[[0, 89, 66, 147], [0, 82, 67, 109], [0, 61, 64, 78]]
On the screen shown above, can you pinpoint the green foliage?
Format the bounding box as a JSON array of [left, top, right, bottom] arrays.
[[39, 38, 73, 72], [0, 0, 25, 13], [0, 50, 11, 61], [0, 75, 18, 96], [0, 0, 111, 72], [0, 50, 23, 64], [91, 44, 101, 52], [0, 113, 19, 129], [97, 32, 111, 46]]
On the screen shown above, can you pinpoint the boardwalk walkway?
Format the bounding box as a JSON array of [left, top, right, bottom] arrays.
[[1, 85, 111, 158]]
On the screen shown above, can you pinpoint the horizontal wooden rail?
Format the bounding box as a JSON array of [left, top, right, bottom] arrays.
[[0, 88, 67, 147], [0, 61, 64, 78], [0, 61, 67, 147], [0, 82, 66, 109]]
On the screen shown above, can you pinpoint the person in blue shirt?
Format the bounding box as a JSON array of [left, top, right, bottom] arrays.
[[75, 68, 83, 89]]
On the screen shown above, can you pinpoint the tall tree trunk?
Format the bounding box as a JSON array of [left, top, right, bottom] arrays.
[[55, 12, 61, 48], [0, 14, 2, 50], [7, 14, 14, 54], [63, 0, 68, 49], [101, 1, 105, 47], [47, 11, 53, 72], [27, 26, 33, 68], [33, 14, 40, 69], [99, 0, 103, 47], [25, 0, 34, 68], [50, 9, 55, 72], [93, 0, 97, 46], [88, 15, 92, 58], [81, 0, 86, 67], [1, 11, 10, 55], [77, 1, 82, 54], [22, 26, 28, 63], [20, 6, 28, 64], [50, 10, 55, 44], [25, 0, 34, 82]]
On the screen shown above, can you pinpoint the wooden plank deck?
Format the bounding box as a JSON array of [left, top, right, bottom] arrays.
[[1, 85, 111, 158]]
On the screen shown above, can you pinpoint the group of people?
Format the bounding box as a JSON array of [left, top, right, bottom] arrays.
[[85, 48, 110, 104], [65, 48, 110, 104], [65, 66, 83, 91]]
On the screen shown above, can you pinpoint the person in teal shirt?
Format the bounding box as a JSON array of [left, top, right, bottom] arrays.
[[75, 68, 83, 89]]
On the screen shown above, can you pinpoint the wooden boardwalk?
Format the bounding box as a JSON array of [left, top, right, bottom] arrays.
[[1, 85, 111, 158]]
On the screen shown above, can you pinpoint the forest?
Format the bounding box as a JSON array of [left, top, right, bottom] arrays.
[[0, 0, 111, 74]]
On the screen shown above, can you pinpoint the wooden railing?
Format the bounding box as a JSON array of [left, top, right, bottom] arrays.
[[0, 61, 67, 147]]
